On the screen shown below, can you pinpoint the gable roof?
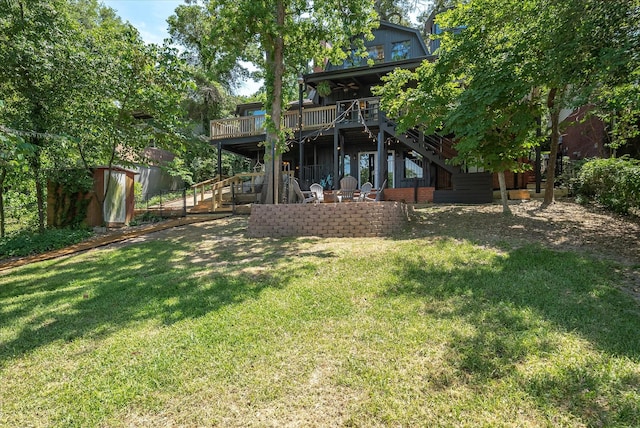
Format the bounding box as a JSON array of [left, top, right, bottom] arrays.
[[304, 21, 433, 89], [376, 21, 430, 55]]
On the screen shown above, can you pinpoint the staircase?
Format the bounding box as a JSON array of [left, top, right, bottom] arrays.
[[382, 119, 493, 204], [381, 120, 460, 174]]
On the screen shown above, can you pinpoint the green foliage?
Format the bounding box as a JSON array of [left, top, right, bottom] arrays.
[[592, 67, 640, 151], [0, 227, 92, 259], [0, 0, 196, 231], [48, 168, 93, 195], [161, 158, 193, 186], [47, 168, 94, 228], [376, 0, 542, 175], [133, 181, 143, 203], [575, 157, 640, 214], [130, 210, 165, 225], [135, 190, 184, 210], [0, 131, 35, 170], [373, 0, 414, 25], [316, 80, 332, 97], [4, 188, 38, 234], [378, 0, 639, 207], [556, 158, 587, 196]]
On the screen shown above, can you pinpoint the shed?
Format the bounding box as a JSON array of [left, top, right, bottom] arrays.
[[86, 167, 138, 227], [47, 166, 137, 228]]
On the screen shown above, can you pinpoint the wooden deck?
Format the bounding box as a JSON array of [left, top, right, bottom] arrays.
[[209, 98, 381, 140], [210, 105, 337, 140]]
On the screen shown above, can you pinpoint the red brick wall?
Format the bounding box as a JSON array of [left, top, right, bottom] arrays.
[[247, 201, 409, 238], [563, 106, 607, 160], [384, 187, 434, 203]]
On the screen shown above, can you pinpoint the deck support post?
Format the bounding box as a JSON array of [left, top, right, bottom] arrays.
[[376, 129, 385, 189], [216, 141, 222, 178], [299, 139, 304, 184]]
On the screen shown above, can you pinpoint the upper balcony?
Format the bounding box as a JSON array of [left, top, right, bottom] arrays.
[[210, 98, 380, 140]]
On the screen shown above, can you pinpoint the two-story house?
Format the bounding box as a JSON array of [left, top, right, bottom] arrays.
[[209, 21, 494, 204]]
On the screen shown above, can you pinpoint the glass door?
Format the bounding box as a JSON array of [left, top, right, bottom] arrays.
[[358, 151, 394, 188], [359, 152, 376, 188]]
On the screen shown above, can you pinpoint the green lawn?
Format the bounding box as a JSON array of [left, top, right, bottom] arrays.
[[1, 217, 639, 427]]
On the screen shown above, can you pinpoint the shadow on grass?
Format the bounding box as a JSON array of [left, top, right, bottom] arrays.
[[0, 218, 330, 364], [384, 241, 640, 425]]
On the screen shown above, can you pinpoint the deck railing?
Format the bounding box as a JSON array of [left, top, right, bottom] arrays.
[[211, 105, 338, 140]]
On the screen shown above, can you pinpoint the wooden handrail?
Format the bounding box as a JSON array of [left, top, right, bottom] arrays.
[[191, 174, 226, 189], [210, 105, 338, 140]]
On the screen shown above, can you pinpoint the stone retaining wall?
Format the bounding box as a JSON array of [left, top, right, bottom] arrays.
[[247, 201, 408, 238]]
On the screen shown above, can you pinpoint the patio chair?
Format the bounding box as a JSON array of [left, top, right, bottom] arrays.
[[338, 175, 357, 202], [292, 178, 315, 203], [365, 179, 387, 202], [339, 175, 357, 191], [310, 183, 324, 203], [358, 181, 373, 201]]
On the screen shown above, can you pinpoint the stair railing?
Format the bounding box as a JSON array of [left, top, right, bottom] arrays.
[[191, 175, 226, 206]]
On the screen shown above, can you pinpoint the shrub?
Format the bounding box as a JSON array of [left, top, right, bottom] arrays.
[[557, 158, 588, 196], [133, 211, 164, 224], [0, 227, 93, 259], [575, 157, 640, 214]]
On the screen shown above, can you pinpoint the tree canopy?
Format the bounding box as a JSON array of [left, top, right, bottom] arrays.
[[170, 0, 379, 203], [377, 0, 639, 210], [0, 0, 192, 230]]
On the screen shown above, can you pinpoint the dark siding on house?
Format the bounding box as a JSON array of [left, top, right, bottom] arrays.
[[433, 172, 493, 203], [326, 22, 429, 71]]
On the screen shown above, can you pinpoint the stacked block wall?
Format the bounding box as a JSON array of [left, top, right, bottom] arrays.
[[247, 201, 408, 238]]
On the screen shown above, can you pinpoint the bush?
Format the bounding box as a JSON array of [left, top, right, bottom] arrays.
[[575, 157, 640, 214], [0, 227, 93, 259], [130, 211, 164, 225], [557, 158, 588, 196]]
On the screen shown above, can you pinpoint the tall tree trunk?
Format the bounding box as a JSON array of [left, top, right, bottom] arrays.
[[497, 170, 511, 215], [262, 0, 286, 204], [542, 87, 561, 208]]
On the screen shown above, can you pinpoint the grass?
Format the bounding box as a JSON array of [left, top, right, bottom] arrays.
[[0, 217, 639, 427]]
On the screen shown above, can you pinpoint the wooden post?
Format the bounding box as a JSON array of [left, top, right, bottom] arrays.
[[376, 129, 385, 189]]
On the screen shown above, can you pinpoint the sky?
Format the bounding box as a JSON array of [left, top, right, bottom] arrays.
[[102, 0, 262, 96]]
